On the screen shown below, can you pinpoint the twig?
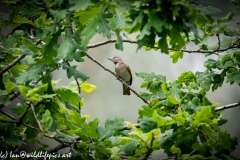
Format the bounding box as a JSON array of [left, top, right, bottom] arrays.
[[22, 123, 42, 132], [0, 54, 26, 76], [86, 39, 238, 55], [0, 110, 15, 120], [198, 130, 207, 142], [0, 119, 16, 123], [213, 33, 221, 52], [189, 149, 196, 156], [119, 124, 140, 131], [215, 102, 240, 112], [66, 61, 81, 116], [0, 92, 19, 109], [29, 103, 43, 132], [85, 53, 149, 104]]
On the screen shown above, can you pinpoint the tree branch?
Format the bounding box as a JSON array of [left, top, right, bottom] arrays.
[[0, 110, 15, 120], [29, 102, 43, 132], [0, 92, 19, 109], [213, 33, 221, 52], [85, 53, 149, 104], [0, 54, 26, 76], [119, 124, 140, 131], [0, 119, 16, 123], [86, 39, 238, 55], [215, 102, 240, 112], [198, 130, 207, 142]]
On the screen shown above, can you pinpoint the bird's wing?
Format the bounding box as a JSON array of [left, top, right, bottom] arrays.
[[126, 65, 132, 85]]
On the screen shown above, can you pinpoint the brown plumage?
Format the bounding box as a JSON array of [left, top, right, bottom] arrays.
[[108, 56, 132, 95]]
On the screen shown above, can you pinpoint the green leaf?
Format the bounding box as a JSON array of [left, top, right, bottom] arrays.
[[177, 71, 196, 86], [98, 117, 124, 140], [56, 130, 74, 141], [115, 30, 123, 51], [49, 9, 68, 22], [26, 83, 48, 97], [208, 37, 237, 50], [3, 74, 15, 92], [81, 81, 97, 93], [170, 145, 181, 157], [158, 31, 169, 54], [215, 131, 233, 153], [62, 64, 89, 81], [0, 90, 8, 96], [22, 38, 39, 53], [2, 95, 10, 106], [74, 4, 102, 25], [43, 30, 61, 64], [16, 64, 47, 84], [13, 15, 34, 25], [169, 25, 185, 49], [226, 68, 240, 84], [169, 82, 181, 103], [18, 85, 31, 97], [138, 117, 157, 133], [203, 12, 234, 36], [73, 51, 85, 62], [120, 141, 138, 156], [170, 51, 184, 63], [11, 103, 28, 115], [109, 8, 129, 30], [170, 108, 186, 125], [69, 0, 93, 12], [136, 72, 166, 80], [34, 12, 50, 27], [57, 29, 78, 60], [195, 70, 215, 91], [55, 87, 80, 107], [204, 59, 219, 69], [191, 107, 213, 127], [40, 110, 53, 132], [148, 11, 168, 33], [81, 6, 111, 46]]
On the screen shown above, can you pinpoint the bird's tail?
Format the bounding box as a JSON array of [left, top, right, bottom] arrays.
[[123, 85, 131, 95]]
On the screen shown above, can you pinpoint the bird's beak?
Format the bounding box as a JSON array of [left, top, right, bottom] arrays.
[[107, 58, 112, 61]]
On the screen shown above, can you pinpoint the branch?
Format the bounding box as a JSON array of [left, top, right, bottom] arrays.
[[86, 39, 238, 55], [215, 102, 240, 112], [85, 53, 149, 104], [213, 33, 221, 52], [29, 102, 43, 132], [0, 92, 19, 109], [198, 130, 207, 142], [0, 54, 26, 76], [0, 119, 16, 123], [0, 110, 15, 120], [119, 124, 140, 131]]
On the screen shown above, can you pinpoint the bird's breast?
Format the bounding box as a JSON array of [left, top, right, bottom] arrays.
[[115, 63, 131, 83]]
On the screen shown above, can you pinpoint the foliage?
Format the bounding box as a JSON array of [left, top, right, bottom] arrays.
[[0, 0, 240, 159]]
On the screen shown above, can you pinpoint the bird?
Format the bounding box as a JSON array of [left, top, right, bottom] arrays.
[[107, 56, 132, 95]]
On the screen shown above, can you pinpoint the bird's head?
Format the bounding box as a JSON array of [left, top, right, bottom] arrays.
[[107, 56, 123, 64]]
